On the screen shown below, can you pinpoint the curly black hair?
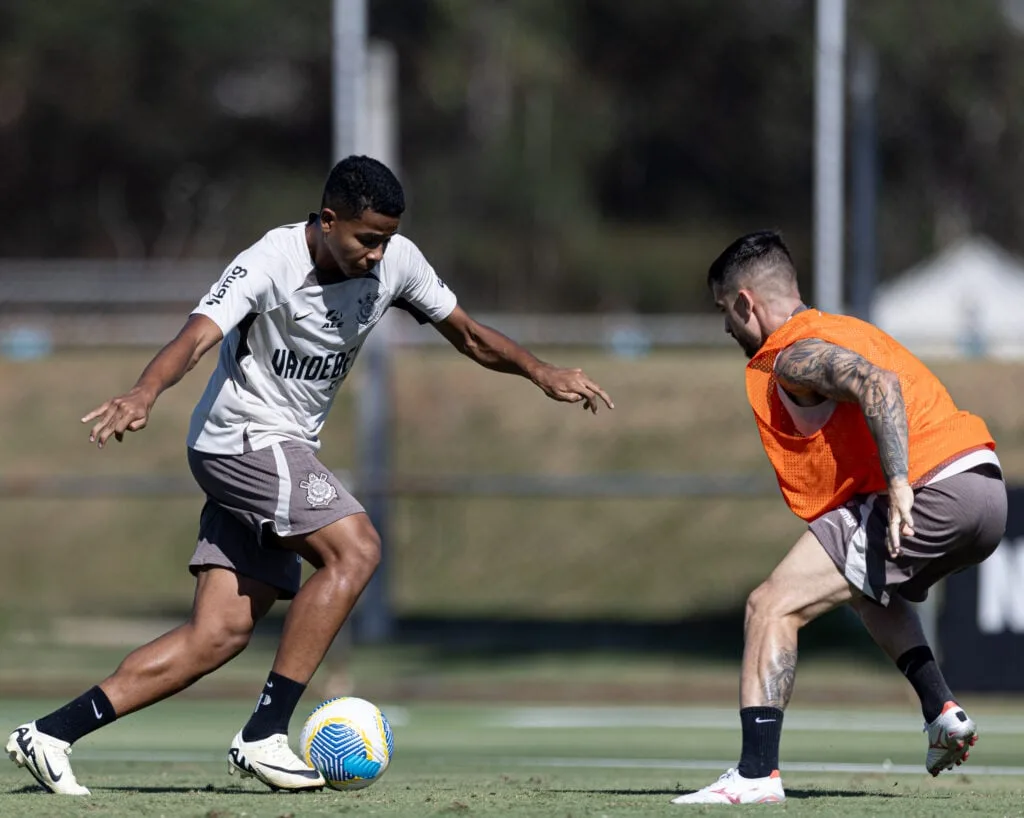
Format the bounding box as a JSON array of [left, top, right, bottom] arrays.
[[321, 155, 405, 219]]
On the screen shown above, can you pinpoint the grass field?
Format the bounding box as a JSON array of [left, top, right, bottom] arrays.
[[1, 699, 1023, 817]]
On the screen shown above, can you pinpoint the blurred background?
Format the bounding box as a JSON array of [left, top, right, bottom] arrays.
[[2, 0, 1024, 706]]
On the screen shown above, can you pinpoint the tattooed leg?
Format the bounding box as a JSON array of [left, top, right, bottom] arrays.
[[740, 530, 854, 709], [741, 610, 800, 708]]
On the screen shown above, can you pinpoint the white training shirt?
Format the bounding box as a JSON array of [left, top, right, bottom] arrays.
[[187, 217, 457, 454]]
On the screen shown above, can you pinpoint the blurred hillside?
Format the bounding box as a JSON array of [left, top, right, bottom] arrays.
[[2, 0, 1024, 309]]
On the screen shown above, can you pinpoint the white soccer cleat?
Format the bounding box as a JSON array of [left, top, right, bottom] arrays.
[[671, 768, 785, 805], [925, 701, 977, 776], [6, 722, 90, 795], [227, 731, 324, 792]]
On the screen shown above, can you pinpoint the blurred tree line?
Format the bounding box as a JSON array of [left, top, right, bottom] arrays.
[[1, 0, 1023, 311]]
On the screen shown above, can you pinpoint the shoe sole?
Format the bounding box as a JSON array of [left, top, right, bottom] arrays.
[[227, 757, 324, 793], [928, 727, 978, 776], [671, 794, 785, 805]]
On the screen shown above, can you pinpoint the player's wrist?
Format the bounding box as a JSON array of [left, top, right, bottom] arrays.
[[524, 359, 551, 383], [131, 382, 160, 407]]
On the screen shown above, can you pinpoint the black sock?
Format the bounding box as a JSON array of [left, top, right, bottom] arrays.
[[241, 672, 307, 741], [896, 646, 953, 723], [737, 707, 784, 779], [35, 686, 117, 745]]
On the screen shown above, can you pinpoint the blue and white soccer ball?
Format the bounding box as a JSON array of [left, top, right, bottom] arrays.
[[299, 696, 394, 790]]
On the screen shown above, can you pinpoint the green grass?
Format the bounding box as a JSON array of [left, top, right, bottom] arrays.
[[1, 700, 1023, 816], [0, 638, 918, 705]]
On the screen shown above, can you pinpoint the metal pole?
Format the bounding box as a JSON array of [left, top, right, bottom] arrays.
[[354, 43, 400, 644], [334, 0, 399, 643], [814, 0, 846, 314], [850, 42, 878, 322], [355, 327, 394, 643], [333, 0, 367, 161], [322, 0, 371, 684]]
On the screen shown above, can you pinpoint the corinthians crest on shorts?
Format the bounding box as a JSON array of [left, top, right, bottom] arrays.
[[300, 472, 338, 507]]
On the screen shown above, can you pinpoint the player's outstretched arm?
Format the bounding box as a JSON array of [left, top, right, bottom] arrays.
[[433, 306, 614, 413], [774, 338, 914, 555], [82, 314, 224, 448]]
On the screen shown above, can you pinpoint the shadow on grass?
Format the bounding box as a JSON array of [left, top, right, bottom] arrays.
[[551, 787, 681, 796], [97, 785, 267, 794], [5, 784, 269, 796], [553, 786, 902, 800], [785, 788, 901, 800]]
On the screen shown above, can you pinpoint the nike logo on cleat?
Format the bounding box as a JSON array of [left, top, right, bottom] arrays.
[[255, 761, 322, 779], [14, 728, 62, 789], [43, 755, 63, 782]]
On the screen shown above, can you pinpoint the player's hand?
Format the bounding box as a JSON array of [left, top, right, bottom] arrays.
[[531, 365, 614, 413], [82, 386, 155, 448], [886, 479, 915, 558]]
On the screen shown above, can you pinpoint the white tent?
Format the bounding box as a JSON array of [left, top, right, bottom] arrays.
[[871, 236, 1024, 359]]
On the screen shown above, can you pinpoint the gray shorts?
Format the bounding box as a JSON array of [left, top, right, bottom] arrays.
[[810, 464, 1007, 605], [187, 443, 365, 598]]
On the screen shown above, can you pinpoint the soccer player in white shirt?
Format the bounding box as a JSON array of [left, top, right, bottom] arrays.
[[7, 156, 613, 795]]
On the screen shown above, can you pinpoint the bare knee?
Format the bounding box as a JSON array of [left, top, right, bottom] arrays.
[[187, 615, 255, 666], [746, 582, 808, 632], [317, 522, 381, 581], [745, 582, 774, 628]]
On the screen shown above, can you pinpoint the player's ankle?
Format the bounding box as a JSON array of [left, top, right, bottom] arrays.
[[35, 686, 117, 744], [241, 671, 306, 741]]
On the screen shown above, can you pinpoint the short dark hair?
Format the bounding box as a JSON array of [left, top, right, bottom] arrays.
[[322, 155, 405, 219], [707, 230, 797, 293]]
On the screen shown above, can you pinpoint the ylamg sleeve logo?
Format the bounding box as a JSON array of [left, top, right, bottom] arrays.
[[205, 265, 248, 305], [299, 472, 338, 507]]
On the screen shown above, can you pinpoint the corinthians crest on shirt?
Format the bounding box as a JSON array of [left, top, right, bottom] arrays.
[[357, 288, 385, 326]]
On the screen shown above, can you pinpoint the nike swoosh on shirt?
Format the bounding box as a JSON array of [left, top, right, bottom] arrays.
[[293, 311, 314, 321]]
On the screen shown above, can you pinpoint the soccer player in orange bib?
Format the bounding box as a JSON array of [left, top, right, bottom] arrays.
[[673, 231, 1007, 806]]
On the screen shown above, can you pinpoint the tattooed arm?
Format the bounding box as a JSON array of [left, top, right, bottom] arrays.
[[774, 338, 908, 481], [774, 338, 915, 555]]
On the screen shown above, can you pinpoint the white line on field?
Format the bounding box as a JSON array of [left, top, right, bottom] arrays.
[[484, 706, 1024, 735], [77, 749, 225, 763], [509, 757, 1024, 777], [71, 750, 1024, 778]]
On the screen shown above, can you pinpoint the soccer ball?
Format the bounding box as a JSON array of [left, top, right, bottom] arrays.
[[299, 696, 394, 790]]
